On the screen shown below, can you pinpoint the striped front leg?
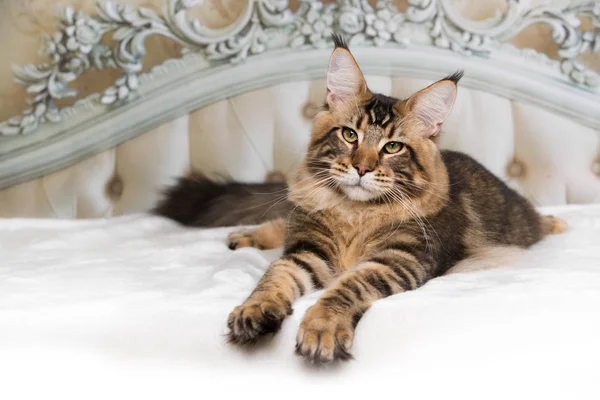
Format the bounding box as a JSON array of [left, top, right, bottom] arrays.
[[227, 250, 334, 345], [295, 249, 431, 362]]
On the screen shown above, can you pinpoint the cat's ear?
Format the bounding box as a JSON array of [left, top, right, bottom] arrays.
[[326, 35, 367, 109], [405, 71, 463, 137]]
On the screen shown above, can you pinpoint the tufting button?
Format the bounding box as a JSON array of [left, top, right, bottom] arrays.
[[506, 159, 526, 178], [106, 175, 124, 200], [592, 160, 600, 177], [265, 171, 286, 183], [302, 102, 320, 120]]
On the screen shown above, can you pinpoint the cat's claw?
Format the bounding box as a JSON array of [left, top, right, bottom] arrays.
[[227, 299, 292, 345], [295, 308, 355, 363], [226, 229, 257, 250]]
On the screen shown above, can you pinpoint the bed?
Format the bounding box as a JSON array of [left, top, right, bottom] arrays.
[[1, 1, 600, 398], [1, 204, 599, 398]]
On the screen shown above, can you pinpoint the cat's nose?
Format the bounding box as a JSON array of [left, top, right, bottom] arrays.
[[354, 164, 372, 177]]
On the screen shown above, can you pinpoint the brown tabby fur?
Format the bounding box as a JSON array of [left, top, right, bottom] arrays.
[[155, 35, 566, 363]]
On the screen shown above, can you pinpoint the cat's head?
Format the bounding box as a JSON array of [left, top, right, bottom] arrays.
[[294, 35, 460, 208]]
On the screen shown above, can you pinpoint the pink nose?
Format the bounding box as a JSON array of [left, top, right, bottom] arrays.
[[354, 164, 372, 177]]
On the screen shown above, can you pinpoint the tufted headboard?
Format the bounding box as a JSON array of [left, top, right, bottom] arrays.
[[0, 0, 599, 218]]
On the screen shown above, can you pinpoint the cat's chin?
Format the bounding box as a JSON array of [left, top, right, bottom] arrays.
[[342, 185, 381, 202]]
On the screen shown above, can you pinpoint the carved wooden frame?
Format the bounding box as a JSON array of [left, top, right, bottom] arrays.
[[0, 0, 598, 189]]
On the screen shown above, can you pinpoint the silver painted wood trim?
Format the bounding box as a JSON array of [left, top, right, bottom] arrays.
[[1, 44, 599, 189]]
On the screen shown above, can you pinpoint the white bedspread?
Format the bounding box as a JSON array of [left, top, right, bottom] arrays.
[[1, 205, 600, 400]]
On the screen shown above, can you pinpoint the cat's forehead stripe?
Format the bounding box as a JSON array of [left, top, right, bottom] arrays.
[[369, 109, 377, 124], [364, 93, 397, 128], [358, 114, 368, 131], [385, 124, 397, 139], [380, 114, 391, 126]]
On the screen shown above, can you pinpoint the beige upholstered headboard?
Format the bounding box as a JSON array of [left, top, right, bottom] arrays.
[[0, 0, 599, 218]]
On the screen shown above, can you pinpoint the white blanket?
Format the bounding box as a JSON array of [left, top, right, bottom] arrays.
[[1, 205, 600, 400]]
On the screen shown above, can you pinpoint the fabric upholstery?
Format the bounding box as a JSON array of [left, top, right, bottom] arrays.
[[2, 0, 600, 218], [1, 75, 599, 218]]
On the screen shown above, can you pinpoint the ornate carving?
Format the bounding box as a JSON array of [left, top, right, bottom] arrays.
[[337, 0, 407, 46], [1, 0, 599, 136], [290, 0, 336, 48], [0, 0, 294, 135]]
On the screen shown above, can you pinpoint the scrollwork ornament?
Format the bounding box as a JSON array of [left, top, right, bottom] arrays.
[[365, 2, 406, 47], [2, 7, 113, 135], [204, 1, 294, 63], [290, 0, 336, 48], [405, 0, 600, 83], [337, 0, 407, 46], [1, 0, 599, 136]]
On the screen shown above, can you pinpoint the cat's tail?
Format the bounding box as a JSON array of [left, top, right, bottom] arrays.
[[152, 173, 293, 227], [541, 215, 568, 236]]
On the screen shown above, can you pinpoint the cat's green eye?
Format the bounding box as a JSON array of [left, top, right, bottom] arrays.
[[384, 141, 403, 154], [342, 128, 358, 143]]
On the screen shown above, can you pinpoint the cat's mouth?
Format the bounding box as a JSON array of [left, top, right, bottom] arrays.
[[341, 181, 380, 202], [330, 168, 383, 201]]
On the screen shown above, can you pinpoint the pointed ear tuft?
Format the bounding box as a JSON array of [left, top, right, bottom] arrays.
[[443, 70, 464, 85], [405, 74, 461, 137], [331, 33, 349, 50], [326, 38, 367, 108]]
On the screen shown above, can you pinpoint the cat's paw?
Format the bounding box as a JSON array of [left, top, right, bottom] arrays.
[[295, 306, 354, 363], [227, 297, 292, 345], [227, 220, 285, 250], [227, 229, 259, 250]]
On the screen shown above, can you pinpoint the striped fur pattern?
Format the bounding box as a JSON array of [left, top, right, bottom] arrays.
[[224, 36, 567, 363]]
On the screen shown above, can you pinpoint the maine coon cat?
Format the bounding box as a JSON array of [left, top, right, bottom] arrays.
[[155, 35, 566, 363]]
